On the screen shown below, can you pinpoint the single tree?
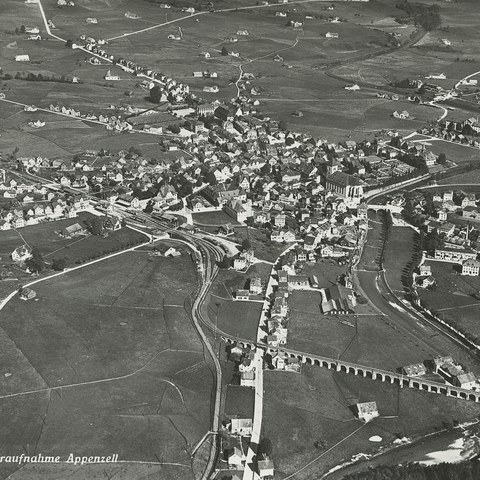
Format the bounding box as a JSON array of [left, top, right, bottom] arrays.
[[221, 46, 228, 56], [257, 438, 273, 458], [149, 85, 162, 103], [90, 216, 104, 236], [51, 258, 67, 271], [25, 247, 44, 274], [242, 238, 251, 251]]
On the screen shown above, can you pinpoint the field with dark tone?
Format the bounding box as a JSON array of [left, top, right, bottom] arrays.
[[262, 366, 480, 480], [0, 248, 213, 480]]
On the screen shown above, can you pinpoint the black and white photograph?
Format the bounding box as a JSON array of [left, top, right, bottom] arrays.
[[0, 0, 480, 479]]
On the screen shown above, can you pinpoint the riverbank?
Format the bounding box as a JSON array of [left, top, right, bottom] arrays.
[[322, 422, 480, 480]]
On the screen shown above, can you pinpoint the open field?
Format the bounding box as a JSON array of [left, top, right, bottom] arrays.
[[224, 385, 254, 420], [419, 260, 480, 344], [437, 169, 480, 185], [383, 224, 419, 296], [205, 292, 262, 341], [0, 248, 213, 479], [356, 210, 383, 272], [287, 289, 435, 372], [193, 210, 238, 227], [263, 365, 480, 480], [1, 0, 430, 142]]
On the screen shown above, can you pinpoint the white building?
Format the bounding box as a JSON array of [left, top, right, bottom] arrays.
[[462, 259, 480, 276], [355, 401, 379, 423], [104, 69, 120, 81]]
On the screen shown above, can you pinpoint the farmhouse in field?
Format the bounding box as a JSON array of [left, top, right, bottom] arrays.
[[12, 245, 33, 264], [258, 458, 275, 478], [20, 288, 37, 300], [355, 401, 379, 422], [15, 54, 30, 62]]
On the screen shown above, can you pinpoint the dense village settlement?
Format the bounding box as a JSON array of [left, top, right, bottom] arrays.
[[1, 0, 480, 480]]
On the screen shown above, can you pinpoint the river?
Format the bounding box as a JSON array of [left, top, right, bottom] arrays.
[[322, 424, 480, 480]]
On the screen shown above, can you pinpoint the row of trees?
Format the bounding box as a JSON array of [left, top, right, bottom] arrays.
[[24, 247, 67, 273], [2, 72, 78, 84]]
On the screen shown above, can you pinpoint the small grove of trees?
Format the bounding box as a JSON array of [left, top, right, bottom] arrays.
[[218, 255, 232, 269], [390, 78, 417, 88], [25, 246, 44, 274], [395, 0, 442, 31], [221, 46, 228, 56], [422, 229, 444, 256], [14, 25, 26, 35], [84, 217, 104, 236], [149, 85, 163, 103], [257, 437, 272, 458], [51, 258, 67, 271], [241, 238, 251, 251]]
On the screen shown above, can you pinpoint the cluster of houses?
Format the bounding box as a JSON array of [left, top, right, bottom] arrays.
[[0, 175, 93, 230], [403, 356, 478, 391], [419, 117, 480, 149], [408, 189, 480, 277], [76, 38, 191, 104], [223, 344, 275, 478], [46, 103, 133, 132]]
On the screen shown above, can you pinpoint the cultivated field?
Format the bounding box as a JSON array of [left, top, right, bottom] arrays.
[[0, 248, 213, 479]]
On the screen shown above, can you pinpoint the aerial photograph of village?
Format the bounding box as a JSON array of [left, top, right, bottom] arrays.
[[1, 0, 480, 479]]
